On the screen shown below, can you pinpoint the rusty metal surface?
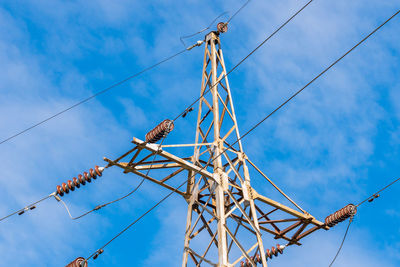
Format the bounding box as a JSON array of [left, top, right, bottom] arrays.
[[65, 257, 87, 267]]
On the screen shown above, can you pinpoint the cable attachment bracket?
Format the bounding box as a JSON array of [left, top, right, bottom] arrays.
[[186, 40, 204, 51]]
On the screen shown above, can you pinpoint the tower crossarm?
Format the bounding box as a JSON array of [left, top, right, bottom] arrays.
[[104, 137, 217, 199]]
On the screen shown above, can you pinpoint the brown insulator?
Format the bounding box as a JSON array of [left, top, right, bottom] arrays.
[[89, 168, 95, 179], [78, 174, 86, 185], [255, 254, 262, 264], [95, 165, 103, 177], [83, 172, 91, 183], [266, 244, 285, 260], [325, 204, 357, 227], [62, 183, 69, 194], [57, 185, 64, 196], [145, 119, 174, 143], [72, 177, 80, 188], [65, 257, 87, 267], [67, 180, 75, 191], [217, 22, 228, 33], [56, 166, 105, 197]]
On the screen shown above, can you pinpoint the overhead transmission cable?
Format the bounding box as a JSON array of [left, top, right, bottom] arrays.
[[180, 0, 251, 46], [85, 8, 399, 261], [180, 11, 229, 46], [0, 192, 55, 222], [225, 0, 251, 25], [0, 46, 198, 146], [328, 216, 353, 267], [173, 0, 314, 121], [357, 176, 400, 207], [0, 0, 251, 146]]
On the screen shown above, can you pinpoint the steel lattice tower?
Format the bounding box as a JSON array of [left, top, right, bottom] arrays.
[[105, 30, 328, 267]]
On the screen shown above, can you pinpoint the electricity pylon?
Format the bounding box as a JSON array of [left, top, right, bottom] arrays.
[[105, 29, 328, 266]]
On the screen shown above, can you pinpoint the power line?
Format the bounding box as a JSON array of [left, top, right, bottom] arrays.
[[173, 0, 314, 121], [232, 8, 400, 142], [357, 176, 400, 207], [0, 48, 191, 146], [179, 0, 251, 46], [85, 8, 399, 260], [328, 216, 353, 267], [57, 179, 145, 220], [0, 193, 55, 222], [180, 11, 229, 46], [225, 0, 251, 25]]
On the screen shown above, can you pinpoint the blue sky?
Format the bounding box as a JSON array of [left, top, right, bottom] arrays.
[[0, 0, 399, 266]]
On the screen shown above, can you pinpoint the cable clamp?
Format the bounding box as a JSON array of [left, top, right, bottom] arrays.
[[182, 107, 194, 118], [368, 193, 380, 203], [94, 204, 106, 211], [18, 205, 36, 216], [93, 249, 104, 260]]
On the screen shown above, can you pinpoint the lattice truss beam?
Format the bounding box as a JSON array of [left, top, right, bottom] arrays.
[[105, 32, 327, 267]]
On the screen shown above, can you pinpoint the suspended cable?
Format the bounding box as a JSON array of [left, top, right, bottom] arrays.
[[225, 0, 251, 25], [357, 176, 400, 207], [0, 44, 203, 146], [173, 0, 314, 121], [85, 8, 399, 261], [328, 216, 353, 267], [0, 193, 55, 222], [180, 0, 251, 46], [180, 11, 229, 46], [227, 8, 400, 144]]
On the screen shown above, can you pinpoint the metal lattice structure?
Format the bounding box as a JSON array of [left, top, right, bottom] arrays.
[[105, 31, 328, 267]]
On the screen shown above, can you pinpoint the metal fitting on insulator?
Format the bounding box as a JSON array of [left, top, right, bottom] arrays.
[[65, 257, 88, 267], [325, 204, 357, 227], [56, 166, 105, 197], [145, 119, 174, 143]]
